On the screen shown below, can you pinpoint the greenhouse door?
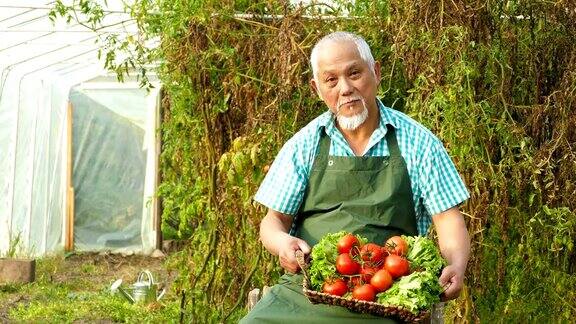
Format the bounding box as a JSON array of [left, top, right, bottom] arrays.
[[68, 85, 159, 253]]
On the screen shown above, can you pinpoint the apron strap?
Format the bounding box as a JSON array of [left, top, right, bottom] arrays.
[[307, 127, 331, 171], [317, 128, 331, 157], [384, 124, 401, 158]]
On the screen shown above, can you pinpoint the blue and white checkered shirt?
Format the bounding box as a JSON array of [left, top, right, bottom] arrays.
[[254, 100, 469, 235]]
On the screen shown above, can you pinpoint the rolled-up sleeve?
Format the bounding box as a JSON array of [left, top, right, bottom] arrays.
[[254, 138, 308, 215], [419, 139, 470, 216]]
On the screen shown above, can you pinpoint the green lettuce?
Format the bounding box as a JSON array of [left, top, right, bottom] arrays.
[[403, 235, 446, 274], [376, 270, 443, 314]]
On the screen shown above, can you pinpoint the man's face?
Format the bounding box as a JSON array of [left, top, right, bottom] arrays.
[[310, 40, 381, 121]]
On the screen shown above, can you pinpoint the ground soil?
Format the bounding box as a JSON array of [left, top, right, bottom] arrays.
[[55, 252, 170, 286]]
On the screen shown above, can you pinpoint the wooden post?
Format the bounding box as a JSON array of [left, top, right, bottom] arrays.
[[155, 90, 163, 250], [67, 188, 74, 251], [65, 102, 74, 251]]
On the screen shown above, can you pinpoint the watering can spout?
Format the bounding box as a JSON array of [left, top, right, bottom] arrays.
[[111, 279, 136, 303], [157, 287, 166, 301], [117, 286, 136, 303]]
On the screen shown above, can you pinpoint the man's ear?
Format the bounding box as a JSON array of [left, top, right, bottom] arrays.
[[310, 79, 324, 101], [374, 61, 382, 83], [309, 78, 322, 99]]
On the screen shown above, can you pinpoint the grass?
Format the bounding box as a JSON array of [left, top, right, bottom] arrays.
[[0, 252, 181, 323], [10, 293, 179, 323]]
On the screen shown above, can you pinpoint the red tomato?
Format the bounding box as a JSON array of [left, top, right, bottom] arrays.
[[352, 284, 376, 302], [360, 243, 384, 265], [322, 278, 348, 297], [381, 245, 390, 257], [360, 264, 379, 282], [337, 233, 360, 254], [336, 253, 360, 275], [370, 269, 393, 292], [347, 275, 364, 290], [384, 254, 410, 278], [385, 236, 408, 256]]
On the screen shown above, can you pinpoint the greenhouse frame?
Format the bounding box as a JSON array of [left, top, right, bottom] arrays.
[[0, 0, 161, 256]]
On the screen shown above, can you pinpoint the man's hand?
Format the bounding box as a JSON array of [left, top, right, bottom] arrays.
[[433, 206, 470, 301], [259, 209, 311, 273], [439, 264, 465, 301], [277, 233, 311, 273]]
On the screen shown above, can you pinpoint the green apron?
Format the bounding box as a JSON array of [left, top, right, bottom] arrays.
[[241, 124, 419, 324]]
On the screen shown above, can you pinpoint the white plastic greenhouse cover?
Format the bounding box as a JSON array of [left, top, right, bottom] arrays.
[[0, 0, 161, 256]]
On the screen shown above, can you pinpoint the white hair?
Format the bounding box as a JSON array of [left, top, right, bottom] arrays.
[[310, 31, 376, 82]]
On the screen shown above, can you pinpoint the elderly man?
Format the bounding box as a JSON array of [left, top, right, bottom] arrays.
[[241, 31, 470, 323]]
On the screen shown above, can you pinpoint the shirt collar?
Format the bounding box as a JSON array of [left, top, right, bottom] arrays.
[[376, 98, 399, 130]]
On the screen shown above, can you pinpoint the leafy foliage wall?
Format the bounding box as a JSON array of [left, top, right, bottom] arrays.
[[55, 0, 576, 322]]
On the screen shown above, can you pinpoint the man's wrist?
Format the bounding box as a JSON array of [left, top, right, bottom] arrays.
[[447, 258, 468, 274], [267, 231, 292, 256]]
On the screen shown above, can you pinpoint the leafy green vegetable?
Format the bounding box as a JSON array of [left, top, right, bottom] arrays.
[[308, 231, 346, 290], [403, 235, 446, 274], [376, 270, 443, 314]]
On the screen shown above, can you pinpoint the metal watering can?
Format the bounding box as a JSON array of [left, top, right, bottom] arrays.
[[111, 270, 165, 304]]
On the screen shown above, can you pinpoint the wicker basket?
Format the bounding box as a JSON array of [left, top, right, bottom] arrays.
[[295, 250, 430, 323]]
